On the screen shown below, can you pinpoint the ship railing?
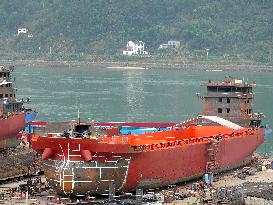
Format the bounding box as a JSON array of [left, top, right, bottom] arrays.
[[1, 111, 28, 118], [204, 92, 254, 98], [171, 116, 203, 130], [202, 80, 255, 87], [132, 128, 255, 152], [249, 113, 265, 120], [47, 133, 64, 138], [23, 108, 34, 112], [0, 77, 14, 83], [46, 131, 102, 140], [41, 128, 255, 146], [46, 132, 77, 138], [15, 97, 31, 103], [103, 135, 129, 144]]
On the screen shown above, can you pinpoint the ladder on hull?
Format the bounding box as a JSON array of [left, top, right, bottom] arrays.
[[206, 137, 220, 175]]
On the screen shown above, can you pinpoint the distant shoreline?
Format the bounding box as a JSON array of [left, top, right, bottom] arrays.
[[1, 59, 273, 72]]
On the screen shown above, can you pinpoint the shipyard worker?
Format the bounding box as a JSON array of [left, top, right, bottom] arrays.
[[3, 98, 8, 104], [191, 182, 197, 192], [63, 130, 70, 138], [63, 129, 73, 138], [89, 131, 94, 139], [82, 130, 89, 138], [216, 133, 222, 141], [68, 129, 73, 137]]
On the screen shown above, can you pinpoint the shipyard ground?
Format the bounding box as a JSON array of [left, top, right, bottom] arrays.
[[0, 156, 272, 204], [175, 168, 273, 205]]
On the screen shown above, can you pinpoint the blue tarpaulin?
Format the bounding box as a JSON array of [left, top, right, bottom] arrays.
[[24, 111, 37, 124], [120, 127, 170, 134]]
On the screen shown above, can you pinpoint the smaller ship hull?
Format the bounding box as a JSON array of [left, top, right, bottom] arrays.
[[0, 65, 37, 150], [0, 111, 37, 149]]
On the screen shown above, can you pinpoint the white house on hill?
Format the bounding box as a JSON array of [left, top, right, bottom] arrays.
[[17, 28, 28, 35], [168, 40, 180, 49], [122, 41, 148, 56], [159, 40, 180, 49]]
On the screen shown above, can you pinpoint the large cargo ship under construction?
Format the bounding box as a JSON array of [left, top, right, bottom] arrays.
[[31, 77, 265, 195]]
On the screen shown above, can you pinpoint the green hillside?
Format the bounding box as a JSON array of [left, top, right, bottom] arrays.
[[0, 0, 272, 63]]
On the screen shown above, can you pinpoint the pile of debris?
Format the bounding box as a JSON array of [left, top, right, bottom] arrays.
[[0, 148, 42, 182]]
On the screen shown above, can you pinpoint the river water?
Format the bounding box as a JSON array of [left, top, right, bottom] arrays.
[[13, 65, 273, 155]]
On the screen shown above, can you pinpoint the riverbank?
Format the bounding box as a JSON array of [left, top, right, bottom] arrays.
[[1, 59, 273, 72]]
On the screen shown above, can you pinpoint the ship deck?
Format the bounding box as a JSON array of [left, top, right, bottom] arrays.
[[31, 120, 253, 150]]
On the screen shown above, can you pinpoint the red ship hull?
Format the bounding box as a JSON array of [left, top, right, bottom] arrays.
[[32, 118, 265, 195], [0, 113, 26, 148], [125, 130, 263, 191]]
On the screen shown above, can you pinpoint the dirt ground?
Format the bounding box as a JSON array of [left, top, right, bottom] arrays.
[[173, 169, 273, 205], [0, 161, 272, 204]]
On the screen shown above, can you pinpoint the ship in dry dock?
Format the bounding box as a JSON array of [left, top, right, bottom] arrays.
[[31, 77, 265, 195]]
